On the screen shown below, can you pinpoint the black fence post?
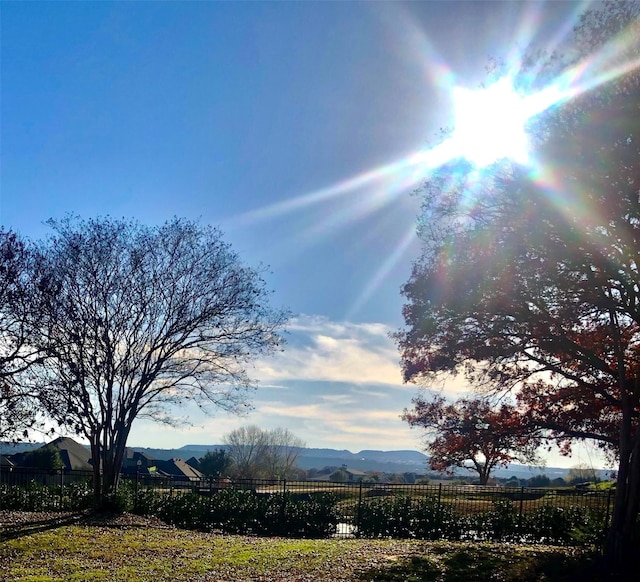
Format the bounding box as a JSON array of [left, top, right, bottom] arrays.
[[281, 479, 287, 533], [169, 475, 174, 523], [135, 469, 140, 508], [59, 468, 64, 510], [356, 481, 363, 537], [518, 486, 524, 532]]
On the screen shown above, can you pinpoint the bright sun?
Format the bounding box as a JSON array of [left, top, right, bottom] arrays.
[[451, 77, 531, 168]]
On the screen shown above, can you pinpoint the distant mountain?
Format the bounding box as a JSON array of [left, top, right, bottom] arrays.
[[124, 444, 430, 473], [3, 441, 606, 480], [131, 444, 609, 480], [0, 441, 47, 454], [294, 448, 430, 473]]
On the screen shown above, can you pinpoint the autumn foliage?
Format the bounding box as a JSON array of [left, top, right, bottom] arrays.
[[397, 0, 640, 570], [403, 396, 540, 484]]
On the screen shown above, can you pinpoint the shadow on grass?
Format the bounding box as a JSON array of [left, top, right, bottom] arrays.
[[358, 544, 614, 582], [0, 513, 85, 541]]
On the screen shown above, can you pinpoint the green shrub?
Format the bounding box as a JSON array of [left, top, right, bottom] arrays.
[[357, 495, 469, 540], [0, 483, 27, 510], [524, 505, 574, 544], [357, 496, 413, 539], [0, 481, 62, 511], [61, 481, 93, 511], [566, 506, 607, 545], [260, 492, 339, 538], [156, 489, 262, 534], [411, 496, 463, 541], [132, 487, 164, 516], [157, 492, 209, 530], [473, 498, 519, 541], [94, 481, 135, 513], [0, 479, 93, 512], [153, 489, 340, 538], [209, 489, 261, 534], [523, 504, 606, 545]]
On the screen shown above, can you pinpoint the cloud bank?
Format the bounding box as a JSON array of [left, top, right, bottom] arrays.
[[253, 315, 404, 386], [129, 315, 424, 451]]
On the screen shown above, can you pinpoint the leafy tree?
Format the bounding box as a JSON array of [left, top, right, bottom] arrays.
[[199, 448, 232, 478], [29, 216, 288, 503], [396, 1, 639, 568], [526, 474, 551, 488], [22, 444, 64, 471], [329, 469, 349, 482], [403, 396, 541, 485]]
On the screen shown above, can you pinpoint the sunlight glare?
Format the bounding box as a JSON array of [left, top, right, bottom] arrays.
[[227, 10, 640, 316], [451, 77, 531, 167]]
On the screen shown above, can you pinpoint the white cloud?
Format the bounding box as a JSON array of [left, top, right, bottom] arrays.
[[126, 313, 469, 453], [253, 314, 404, 386], [122, 313, 612, 468]]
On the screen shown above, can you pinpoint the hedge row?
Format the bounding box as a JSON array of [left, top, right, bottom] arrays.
[[356, 496, 607, 545], [0, 481, 607, 544]]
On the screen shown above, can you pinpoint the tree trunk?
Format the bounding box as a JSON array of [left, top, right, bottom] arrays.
[[89, 438, 102, 504], [605, 414, 640, 571], [604, 320, 639, 572], [100, 420, 132, 502], [89, 425, 129, 507]]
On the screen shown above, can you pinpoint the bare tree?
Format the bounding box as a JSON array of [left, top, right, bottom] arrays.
[[30, 216, 288, 502], [263, 427, 305, 479], [0, 229, 45, 440], [224, 424, 269, 478], [223, 425, 305, 479]]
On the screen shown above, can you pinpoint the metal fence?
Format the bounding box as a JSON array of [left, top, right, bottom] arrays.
[[0, 468, 614, 543]]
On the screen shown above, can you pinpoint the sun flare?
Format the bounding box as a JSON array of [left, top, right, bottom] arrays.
[[451, 77, 531, 167], [228, 9, 640, 317]]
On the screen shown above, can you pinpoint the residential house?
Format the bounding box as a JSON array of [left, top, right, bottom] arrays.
[[8, 436, 93, 472], [47, 436, 93, 471], [155, 458, 204, 482], [121, 449, 156, 476]]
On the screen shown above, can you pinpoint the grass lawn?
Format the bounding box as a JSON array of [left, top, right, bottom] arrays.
[[0, 518, 611, 582]]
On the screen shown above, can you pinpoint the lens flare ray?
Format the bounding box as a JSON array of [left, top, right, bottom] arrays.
[[227, 9, 639, 317]]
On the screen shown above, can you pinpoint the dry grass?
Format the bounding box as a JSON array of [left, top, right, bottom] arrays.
[[0, 511, 613, 582]]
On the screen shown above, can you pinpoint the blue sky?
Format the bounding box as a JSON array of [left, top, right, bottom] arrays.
[[2, 1, 601, 467]]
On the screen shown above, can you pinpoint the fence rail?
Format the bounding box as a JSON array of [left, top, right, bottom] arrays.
[[0, 467, 614, 545]]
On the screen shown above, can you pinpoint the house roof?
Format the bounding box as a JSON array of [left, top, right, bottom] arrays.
[[0, 455, 15, 467], [124, 449, 154, 462], [342, 467, 368, 476], [185, 456, 201, 470], [45, 437, 93, 471], [155, 458, 203, 480]]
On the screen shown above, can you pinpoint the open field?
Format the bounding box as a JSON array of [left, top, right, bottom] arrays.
[[0, 511, 615, 582]]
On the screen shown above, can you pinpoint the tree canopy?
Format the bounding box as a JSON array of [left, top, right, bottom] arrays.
[[198, 448, 232, 478], [0, 229, 44, 440], [22, 444, 64, 471], [4, 216, 288, 502], [396, 0, 640, 568], [223, 425, 305, 479], [403, 396, 540, 485]]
